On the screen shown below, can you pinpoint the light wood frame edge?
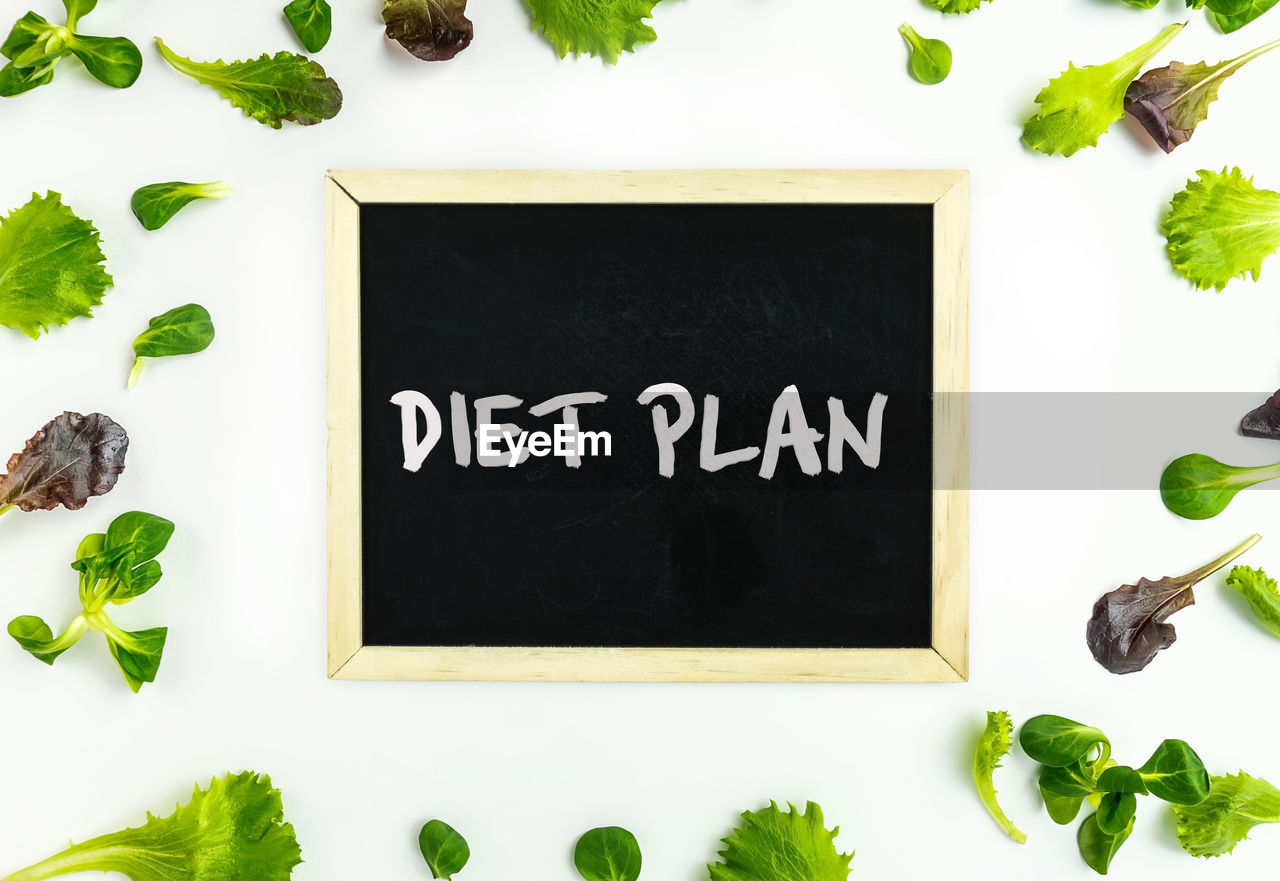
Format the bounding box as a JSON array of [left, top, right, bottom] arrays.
[[325, 170, 970, 683]]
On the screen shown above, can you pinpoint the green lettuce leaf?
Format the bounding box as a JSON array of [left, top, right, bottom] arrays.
[[1023, 22, 1185, 156], [1215, 0, 1278, 31], [131, 181, 232, 231], [383, 0, 473, 61], [524, 0, 661, 64], [1078, 811, 1133, 874], [974, 711, 1027, 843], [0, 192, 112, 339], [709, 801, 853, 881], [0, 772, 302, 881], [1174, 772, 1280, 856], [418, 819, 469, 880], [284, 0, 332, 53], [923, 0, 992, 11], [1226, 565, 1280, 638], [1163, 167, 1280, 291], [155, 38, 342, 128]]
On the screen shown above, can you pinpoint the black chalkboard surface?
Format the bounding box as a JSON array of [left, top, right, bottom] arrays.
[[326, 170, 968, 682]]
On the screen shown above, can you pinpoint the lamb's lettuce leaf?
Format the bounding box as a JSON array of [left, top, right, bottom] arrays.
[[284, 0, 332, 53], [155, 38, 342, 128]]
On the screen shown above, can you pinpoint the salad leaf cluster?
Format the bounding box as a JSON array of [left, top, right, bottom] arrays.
[[709, 802, 853, 881], [8, 511, 174, 692], [1086, 535, 1260, 673], [1, 0, 141, 97], [1020, 715, 1210, 874], [0, 772, 301, 881], [0, 192, 112, 339], [156, 38, 342, 128], [0, 412, 127, 517]]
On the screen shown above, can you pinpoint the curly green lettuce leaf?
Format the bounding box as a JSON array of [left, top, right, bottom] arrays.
[[1173, 772, 1280, 857], [709, 801, 853, 881], [1125, 38, 1280, 152], [1225, 565, 1280, 638], [131, 181, 232, 231], [1214, 0, 1277, 32], [1023, 22, 1185, 157], [284, 0, 331, 53], [973, 711, 1027, 843], [0, 772, 302, 881], [0, 192, 112, 339], [524, 0, 660, 65], [383, 0, 473, 61], [923, 0, 992, 11], [155, 38, 342, 128], [1163, 167, 1280, 291]]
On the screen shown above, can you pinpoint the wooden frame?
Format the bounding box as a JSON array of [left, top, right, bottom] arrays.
[[326, 170, 969, 683]]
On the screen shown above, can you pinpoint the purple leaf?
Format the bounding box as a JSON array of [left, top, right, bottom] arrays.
[[0, 412, 128, 512]]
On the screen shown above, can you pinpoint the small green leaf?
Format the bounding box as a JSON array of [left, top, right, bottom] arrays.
[[1138, 740, 1210, 805], [128, 303, 216, 388], [1020, 715, 1110, 768], [1077, 811, 1133, 875], [1225, 565, 1280, 638], [102, 622, 167, 692], [0, 191, 112, 339], [62, 0, 98, 30], [1160, 454, 1280, 519], [131, 180, 232, 231], [1097, 766, 1148, 795], [1174, 771, 1280, 856], [899, 23, 951, 85], [67, 34, 142, 87], [1214, 0, 1278, 32], [973, 710, 1027, 843], [575, 827, 642, 881], [922, 0, 992, 13], [1042, 790, 1085, 825], [2, 12, 59, 65], [75, 532, 106, 562], [0, 62, 55, 97], [418, 819, 469, 880], [106, 511, 175, 565], [8, 614, 87, 664], [1040, 763, 1098, 799], [155, 38, 342, 128], [284, 0, 332, 53], [524, 0, 660, 65], [1096, 792, 1138, 836]]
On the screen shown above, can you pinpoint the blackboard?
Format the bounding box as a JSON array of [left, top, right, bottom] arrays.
[[326, 170, 968, 682]]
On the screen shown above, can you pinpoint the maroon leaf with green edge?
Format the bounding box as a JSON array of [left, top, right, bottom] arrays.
[[0, 412, 128, 515], [1085, 535, 1261, 674], [1125, 38, 1280, 152], [383, 0, 473, 62]]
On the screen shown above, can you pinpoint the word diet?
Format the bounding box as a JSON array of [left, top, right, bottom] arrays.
[[391, 384, 888, 478]]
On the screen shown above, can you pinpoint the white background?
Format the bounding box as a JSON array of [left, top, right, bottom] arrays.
[[2, 0, 1280, 879]]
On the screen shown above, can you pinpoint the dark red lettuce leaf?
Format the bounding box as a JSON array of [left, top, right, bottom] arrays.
[[0, 412, 128, 512], [383, 0, 473, 62], [1086, 577, 1195, 674], [1241, 390, 1280, 440]]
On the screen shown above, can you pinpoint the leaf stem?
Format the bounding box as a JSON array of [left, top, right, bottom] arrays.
[[898, 22, 923, 53], [0, 504, 13, 518], [1174, 37, 1280, 106], [1182, 534, 1262, 585], [126, 357, 145, 390]]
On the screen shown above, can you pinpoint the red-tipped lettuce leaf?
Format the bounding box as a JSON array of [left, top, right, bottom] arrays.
[[0, 412, 128, 512]]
